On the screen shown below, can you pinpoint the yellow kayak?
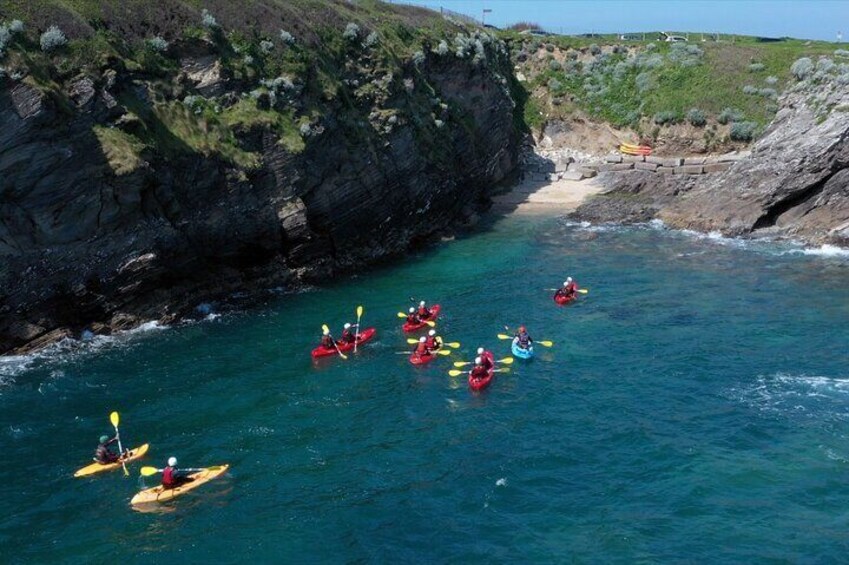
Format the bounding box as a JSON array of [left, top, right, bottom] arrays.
[[130, 464, 229, 505], [73, 443, 150, 477]]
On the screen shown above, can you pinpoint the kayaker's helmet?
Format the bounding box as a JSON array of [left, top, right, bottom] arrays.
[[567, 277, 573, 283], [344, 323, 351, 329], [99, 435, 109, 444], [428, 329, 436, 336], [409, 307, 415, 313], [475, 356, 482, 365], [419, 301, 426, 307], [419, 337, 427, 343], [168, 457, 177, 467], [519, 325, 526, 332], [477, 347, 484, 355]]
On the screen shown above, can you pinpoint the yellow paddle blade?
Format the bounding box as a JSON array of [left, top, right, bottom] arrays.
[[397, 312, 407, 318], [437, 349, 452, 356], [497, 334, 511, 340], [578, 289, 588, 294], [407, 338, 419, 345], [322, 324, 330, 333], [494, 368, 511, 373], [425, 321, 436, 327], [498, 357, 514, 365], [338, 352, 348, 360], [109, 411, 120, 428], [453, 361, 471, 368], [538, 340, 554, 347], [356, 305, 363, 317], [444, 342, 461, 348], [140, 466, 160, 477], [448, 370, 464, 377]]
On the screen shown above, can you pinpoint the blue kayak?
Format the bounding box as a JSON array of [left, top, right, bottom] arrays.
[[511, 341, 534, 360]]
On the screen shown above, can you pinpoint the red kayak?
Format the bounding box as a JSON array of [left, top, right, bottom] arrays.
[[311, 328, 376, 358], [468, 351, 494, 391], [402, 305, 441, 332], [553, 292, 577, 306], [409, 351, 436, 365]]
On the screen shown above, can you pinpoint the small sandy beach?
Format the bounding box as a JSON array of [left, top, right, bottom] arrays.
[[491, 176, 605, 214]]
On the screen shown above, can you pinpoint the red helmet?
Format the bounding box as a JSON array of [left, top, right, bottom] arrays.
[[519, 325, 526, 332]]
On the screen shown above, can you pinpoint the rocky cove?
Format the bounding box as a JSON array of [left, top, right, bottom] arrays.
[[1, 2, 848, 356]]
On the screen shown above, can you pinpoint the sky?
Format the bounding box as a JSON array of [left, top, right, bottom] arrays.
[[397, 0, 849, 42]]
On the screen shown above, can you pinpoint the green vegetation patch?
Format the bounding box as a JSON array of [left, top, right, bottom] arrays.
[[92, 124, 147, 175]]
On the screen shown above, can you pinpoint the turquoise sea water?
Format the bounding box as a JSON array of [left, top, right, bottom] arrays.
[[1, 214, 848, 563]]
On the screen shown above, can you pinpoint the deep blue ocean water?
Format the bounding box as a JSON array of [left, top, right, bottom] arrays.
[[1, 215, 848, 563]]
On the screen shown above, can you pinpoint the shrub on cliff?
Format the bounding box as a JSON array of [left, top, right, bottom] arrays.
[[758, 87, 777, 98], [435, 40, 449, 56], [653, 111, 679, 125], [790, 57, 813, 80], [635, 72, 655, 93], [279, 30, 295, 45], [748, 63, 765, 72], [589, 43, 601, 55], [742, 85, 758, 94], [687, 108, 706, 127], [548, 59, 561, 71], [363, 32, 379, 48], [201, 9, 219, 29], [343, 23, 360, 41], [260, 40, 274, 54], [412, 50, 425, 66], [765, 75, 778, 85], [40, 26, 67, 52], [718, 107, 744, 124], [730, 121, 757, 141], [146, 36, 169, 52]]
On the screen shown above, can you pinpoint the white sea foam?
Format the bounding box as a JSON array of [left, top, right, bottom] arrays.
[[788, 244, 849, 258], [730, 373, 849, 421]]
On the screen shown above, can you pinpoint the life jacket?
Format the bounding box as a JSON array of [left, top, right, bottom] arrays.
[[407, 314, 420, 324], [517, 332, 531, 347], [95, 444, 117, 464], [481, 354, 493, 370], [417, 306, 430, 319], [565, 282, 578, 295], [470, 365, 488, 379], [321, 336, 334, 349], [425, 336, 440, 349], [162, 466, 177, 488], [341, 329, 355, 343], [415, 342, 428, 355]]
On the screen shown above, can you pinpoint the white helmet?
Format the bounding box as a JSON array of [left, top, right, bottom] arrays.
[[409, 307, 415, 313], [168, 457, 177, 467], [419, 301, 426, 307], [322, 329, 329, 336], [567, 277, 573, 282], [344, 323, 351, 329], [428, 329, 436, 336], [419, 337, 427, 343], [474, 356, 482, 365], [477, 347, 484, 355]]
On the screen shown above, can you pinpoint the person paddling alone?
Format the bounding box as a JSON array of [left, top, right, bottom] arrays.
[[162, 457, 195, 489], [555, 277, 579, 301], [95, 434, 123, 464], [513, 326, 533, 350]]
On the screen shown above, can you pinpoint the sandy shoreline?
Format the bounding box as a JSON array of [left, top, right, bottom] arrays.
[[491, 176, 605, 214]]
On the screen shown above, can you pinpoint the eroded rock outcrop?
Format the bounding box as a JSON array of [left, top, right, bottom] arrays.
[[0, 39, 521, 354], [576, 75, 849, 245]]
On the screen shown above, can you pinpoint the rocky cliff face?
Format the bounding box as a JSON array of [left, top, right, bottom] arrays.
[[576, 71, 849, 246], [0, 31, 520, 354]]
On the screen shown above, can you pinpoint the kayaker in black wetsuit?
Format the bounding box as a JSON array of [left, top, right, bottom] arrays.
[[340, 323, 358, 344], [406, 307, 421, 325], [162, 457, 195, 489], [320, 329, 335, 349], [513, 326, 533, 349], [425, 329, 442, 351], [95, 434, 122, 464], [417, 301, 432, 320]]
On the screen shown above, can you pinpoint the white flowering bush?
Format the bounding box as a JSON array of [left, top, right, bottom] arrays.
[[40, 26, 67, 52], [790, 57, 813, 80], [279, 30, 295, 45], [343, 23, 360, 41], [201, 9, 218, 29], [146, 36, 169, 52]]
